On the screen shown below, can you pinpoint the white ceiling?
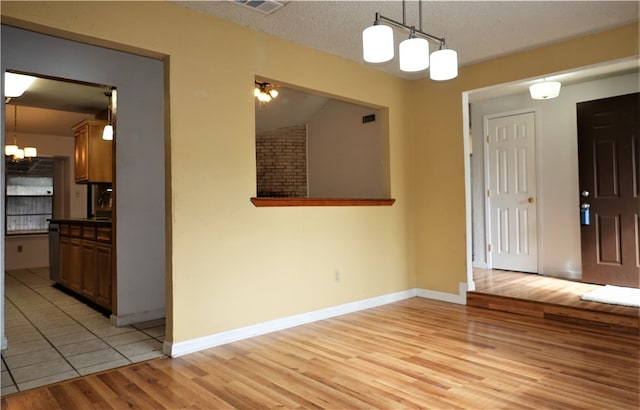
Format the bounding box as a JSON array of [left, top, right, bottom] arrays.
[[173, 0, 639, 80]]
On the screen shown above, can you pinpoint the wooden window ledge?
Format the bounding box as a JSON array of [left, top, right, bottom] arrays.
[[251, 198, 396, 207]]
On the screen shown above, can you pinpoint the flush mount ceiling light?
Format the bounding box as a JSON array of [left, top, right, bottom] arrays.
[[529, 81, 562, 100], [254, 81, 279, 103], [5, 105, 37, 161], [362, 0, 458, 80], [4, 72, 36, 99]]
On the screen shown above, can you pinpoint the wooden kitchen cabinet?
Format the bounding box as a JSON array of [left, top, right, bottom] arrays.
[[56, 220, 113, 312], [68, 237, 83, 294], [81, 240, 97, 301], [59, 235, 70, 289], [73, 119, 112, 184], [95, 243, 112, 310]]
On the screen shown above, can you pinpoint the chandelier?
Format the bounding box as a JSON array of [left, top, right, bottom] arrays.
[[5, 105, 37, 161], [254, 81, 279, 103], [362, 0, 458, 80]]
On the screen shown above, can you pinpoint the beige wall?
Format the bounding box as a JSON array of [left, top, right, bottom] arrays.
[[1, 2, 637, 346]]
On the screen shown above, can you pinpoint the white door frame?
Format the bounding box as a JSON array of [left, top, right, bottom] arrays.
[[483, 108, 542, 272]]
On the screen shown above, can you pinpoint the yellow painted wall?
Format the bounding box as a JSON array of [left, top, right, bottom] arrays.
[[1, 1, 413, 343], [409, 23, 639, 293]]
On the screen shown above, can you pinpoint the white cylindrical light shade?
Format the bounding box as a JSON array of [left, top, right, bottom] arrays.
[[23, 147, 37, 158], [5, 144, 18, 156], [399, 37, 429, 72], [430, 48, 458, 81], [102, 124, 114, 141], [362, 24, 394, 63], [14, 148, 24, 160], [529, 81, 561, 99], [5, 72, 36, 98]]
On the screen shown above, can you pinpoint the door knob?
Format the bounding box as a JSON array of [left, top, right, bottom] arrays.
[[528, 197, 535, 203], [581, 190, 590, 197]]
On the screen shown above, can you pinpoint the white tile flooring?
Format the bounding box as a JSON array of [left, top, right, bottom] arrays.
[[1, 267, 165, 396]]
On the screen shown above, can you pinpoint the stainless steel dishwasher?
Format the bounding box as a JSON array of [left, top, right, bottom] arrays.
[[48, 222, 60, 283]]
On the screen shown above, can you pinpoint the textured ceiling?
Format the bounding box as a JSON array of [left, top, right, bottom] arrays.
[[173, 0, 640, 80]]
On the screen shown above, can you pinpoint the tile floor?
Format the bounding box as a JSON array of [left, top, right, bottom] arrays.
[[1, 267, 165, 396]]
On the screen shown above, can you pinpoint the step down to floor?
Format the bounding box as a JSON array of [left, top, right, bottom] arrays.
[[467, 291, 639, 334]]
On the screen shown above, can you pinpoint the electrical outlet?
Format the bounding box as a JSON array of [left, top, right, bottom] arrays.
[[17, 245, 23, 253], [334, 270, 340, 282]]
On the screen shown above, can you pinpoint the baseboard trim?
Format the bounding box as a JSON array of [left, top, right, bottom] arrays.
[[165, 284, 467, 358], [111, 308, 165, 327], [416, 282, 468, 305]]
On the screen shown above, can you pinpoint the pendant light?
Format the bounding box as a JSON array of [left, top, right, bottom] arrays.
[[102, 91, 114, 140], [399, 31, 429, 72], [429, 45, 458, 81], [362, 15, 394, 63], [5, 105, 37, 161], [362, 0, 458, 80]]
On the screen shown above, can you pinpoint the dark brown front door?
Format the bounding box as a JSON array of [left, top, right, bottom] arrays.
[[577, 92, 639, 288]]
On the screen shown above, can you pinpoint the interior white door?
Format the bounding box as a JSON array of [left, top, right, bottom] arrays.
[[485, 112, 538, 273]]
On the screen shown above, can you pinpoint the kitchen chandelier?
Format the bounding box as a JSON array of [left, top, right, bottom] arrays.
[[254, 81, 279, 103], [362, 0, 458, 80], [5, 105, 37, 161], [529, 80, 561, 100]]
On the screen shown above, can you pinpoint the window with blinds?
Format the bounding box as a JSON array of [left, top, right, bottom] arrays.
[[5, 158, 54, 235]]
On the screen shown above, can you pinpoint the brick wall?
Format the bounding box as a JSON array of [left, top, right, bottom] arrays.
[[256, 125, 307, 197]]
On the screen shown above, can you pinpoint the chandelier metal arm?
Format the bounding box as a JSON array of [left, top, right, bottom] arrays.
[[375, 12, 446, 45]]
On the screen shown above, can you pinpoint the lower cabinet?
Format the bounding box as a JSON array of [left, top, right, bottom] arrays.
[[95, 243, 112, 310], [68, 238, 83, 294], [81, 240, 98, 300], [58, 223, 112, 312]]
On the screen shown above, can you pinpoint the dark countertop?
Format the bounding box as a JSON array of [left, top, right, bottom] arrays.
[[49, 218, 112, 226]]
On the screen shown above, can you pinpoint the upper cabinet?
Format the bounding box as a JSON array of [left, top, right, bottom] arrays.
[[73, 119, 112, 184]]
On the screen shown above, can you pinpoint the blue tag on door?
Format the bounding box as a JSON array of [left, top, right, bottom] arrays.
[[580, 207, 590, 225]]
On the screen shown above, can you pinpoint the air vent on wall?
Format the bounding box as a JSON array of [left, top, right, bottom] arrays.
[[233, 0, 285, 15], [362, 114, 376, 124]]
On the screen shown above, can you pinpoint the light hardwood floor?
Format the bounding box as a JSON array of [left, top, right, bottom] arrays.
[[2, 297, 638, 409]]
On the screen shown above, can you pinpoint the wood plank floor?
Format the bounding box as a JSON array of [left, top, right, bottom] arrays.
[[469, 269, 640, 332], [2, 297, 638, 409]]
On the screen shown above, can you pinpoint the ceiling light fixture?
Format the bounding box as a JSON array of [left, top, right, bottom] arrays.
[[362, 0, 458, 80], [4, 72, 36, 99], [529, 81, 561, 100], [102, 91, 114, 140], [254, 81, 279, 104], [5, 105, 37, 161]]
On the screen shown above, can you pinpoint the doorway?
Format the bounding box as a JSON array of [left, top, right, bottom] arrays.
[[484, 111, 538, 273], [1, 24, 167, 392], [465, 62, 639, 293], [577, 92, 640, 288]]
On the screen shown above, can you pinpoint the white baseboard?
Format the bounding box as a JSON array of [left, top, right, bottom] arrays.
[[165, 284, 468, 358], [415, 282, 467, 305], [1, 336, 7, 351], [111, 307, 165, 327]]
